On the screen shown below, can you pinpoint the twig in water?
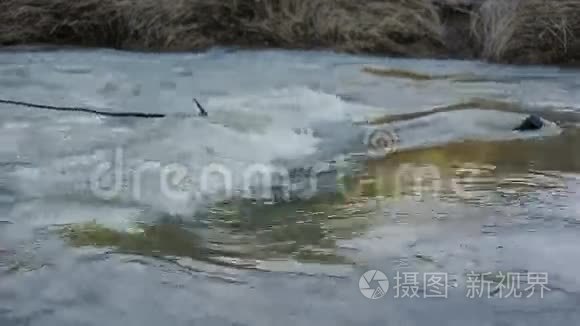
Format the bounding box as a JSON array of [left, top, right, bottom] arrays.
[[0, 97, 209, 118]]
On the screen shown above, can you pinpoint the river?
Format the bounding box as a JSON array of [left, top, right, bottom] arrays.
[[1, 47, 579, 325]]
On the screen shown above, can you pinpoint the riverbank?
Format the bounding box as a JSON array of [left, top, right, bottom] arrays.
[[0, 0, 579, 65]]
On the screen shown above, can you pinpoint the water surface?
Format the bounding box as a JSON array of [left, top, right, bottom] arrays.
[[1, 48, 580, 325]]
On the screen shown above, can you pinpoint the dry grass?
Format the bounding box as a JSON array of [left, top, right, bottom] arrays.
[[0, 0, 446, 56], [471, 0, 580, 64], [3, 0, 580, 64]]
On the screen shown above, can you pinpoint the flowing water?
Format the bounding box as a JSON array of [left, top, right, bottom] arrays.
[[1, 48, 580, 325]]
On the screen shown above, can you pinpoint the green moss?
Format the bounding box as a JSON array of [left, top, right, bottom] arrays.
[[59, 221, 207, 260], [58, 183, 379, 265], [205, 193, 374, 263], [362, 67, 479, 82], [294, 247, 350, 264]]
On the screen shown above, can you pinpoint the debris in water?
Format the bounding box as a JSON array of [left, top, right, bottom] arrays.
[[514, 114, 544, 131], [361, 67, 478, 82]]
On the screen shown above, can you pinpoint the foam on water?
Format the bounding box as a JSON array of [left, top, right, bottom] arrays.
[[1, 86, 374, 224], [1, 48, 578, 228]]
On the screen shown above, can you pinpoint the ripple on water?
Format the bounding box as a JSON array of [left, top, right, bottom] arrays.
[[47, 121, 580, 275], [53, 65, 93, 74], [2, 49, 580, 325], [0, 66, 30, 78]]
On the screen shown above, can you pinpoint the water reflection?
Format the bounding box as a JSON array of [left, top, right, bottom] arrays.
[[356, 128, 580, 202], [57, 193, 378, 268], [56, 126, 580, 269]]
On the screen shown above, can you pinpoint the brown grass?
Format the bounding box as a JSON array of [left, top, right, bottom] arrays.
[[0, 0, 446, 56], [471, 0, 580, 64], [2, 0, 580, 65]]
